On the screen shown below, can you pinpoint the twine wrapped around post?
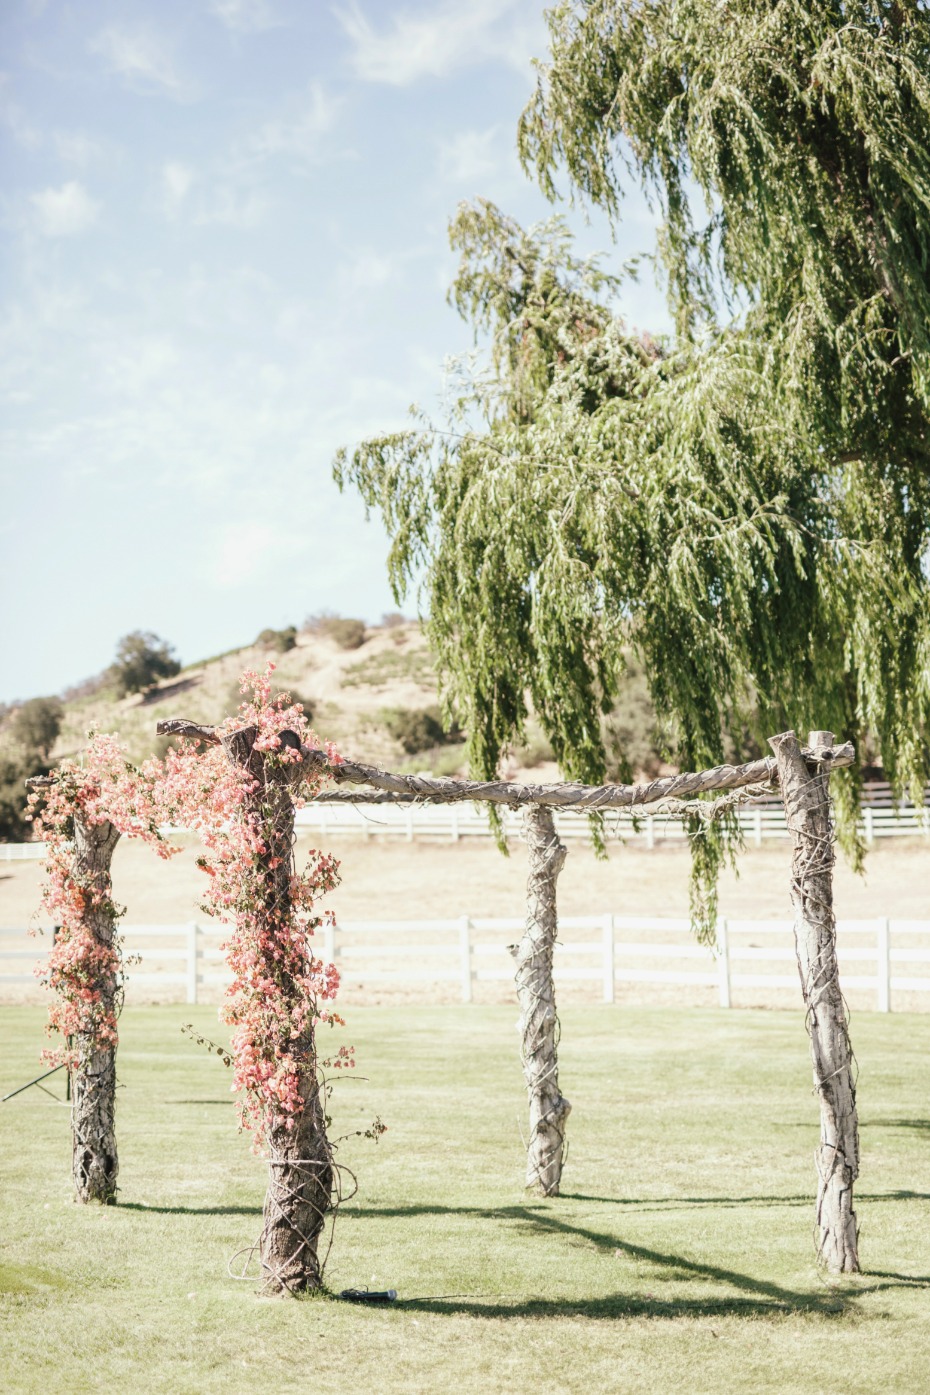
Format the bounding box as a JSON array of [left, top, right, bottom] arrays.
[[68, 814, 121, 1205], [514, 805, 571, 1196], [769, 729, 859, 1273], [219, 726, 334, 1295]]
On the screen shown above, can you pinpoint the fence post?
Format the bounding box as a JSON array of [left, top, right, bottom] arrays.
[[877, 916, 891, 1013], [450, 806, 459, 844], [186, 922, 198, 1006], [754, 808, 763, 848], [405, 808, 414, 843], [459, 915, 473, 1003], [602, 913, 615, 1003], [645, 815, 655, 850], [716, 916, 731, 1009], [323, 918, 336, 967], [864, 806, 875, 846]]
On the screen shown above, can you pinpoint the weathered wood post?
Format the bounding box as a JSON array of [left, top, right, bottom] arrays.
[[69, 814, 122, 1205], [769, 729, 860, 1273], [514, 804, 571, 1195], [220, 726, 334, 1295]]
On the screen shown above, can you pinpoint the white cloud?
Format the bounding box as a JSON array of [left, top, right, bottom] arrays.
[[1, 83, 42, 149], [54, 130, 107, 166], [208, 521, 308, 588], [246, 83, 338, 163], [30, 181, 99, 237], [210, 0, 281, 33], [438, 126, 502, 183], [194, 185, 267, 228], [162, 161, 196, 218], [89, 27, 183, 96], [340, 250, 394, 290], [337, 0, 541, 85]]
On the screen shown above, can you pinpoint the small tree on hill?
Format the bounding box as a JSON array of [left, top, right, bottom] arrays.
[[111, 631, 181, 697], [11, 697, 63, 761]]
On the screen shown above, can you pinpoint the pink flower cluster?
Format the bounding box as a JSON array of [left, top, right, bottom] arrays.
[[28, 733, 176, 1065], [159, 664, 349, 1148]]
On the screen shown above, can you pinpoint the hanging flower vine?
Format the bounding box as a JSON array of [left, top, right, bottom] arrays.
[[27, 732, 175, 1064], [159, 664, 351, 1147]]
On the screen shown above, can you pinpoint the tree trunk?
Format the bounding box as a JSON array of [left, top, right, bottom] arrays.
[[70, 815, 121, 1205], [221, 728, 334, 1295], [261, 1073, 334, 1294], [769, 729, 860, 1273], [515, 804, 570, 1196]]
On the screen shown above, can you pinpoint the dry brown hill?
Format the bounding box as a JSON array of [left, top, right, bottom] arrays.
[[49, 620, 460, 772]]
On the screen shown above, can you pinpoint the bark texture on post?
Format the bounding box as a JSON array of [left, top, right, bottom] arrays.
[[515, 804, 570, 1196], [769, 729, 860, 1273], [70, 814, 121, 1205], [220, 728, 333, 1295]]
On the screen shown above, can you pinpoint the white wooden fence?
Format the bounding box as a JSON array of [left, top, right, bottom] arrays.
[[289, 799, 930, 846], [2, 916, 929, 1011]]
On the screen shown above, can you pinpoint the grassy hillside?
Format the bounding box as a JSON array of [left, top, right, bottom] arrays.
[[1, 620, 676, 828], [50, 620, 471, 776]]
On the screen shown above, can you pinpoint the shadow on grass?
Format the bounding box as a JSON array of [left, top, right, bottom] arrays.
[[863, 1118, 930, 1133], [558, 1189, 930, 1208], [165, 1099, 235, 1106], [119, 1202, 261, 1216], [346, 1202, 930, 1321]]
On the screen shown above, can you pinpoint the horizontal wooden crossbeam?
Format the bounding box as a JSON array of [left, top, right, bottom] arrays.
[[155, 720, 854, 813]]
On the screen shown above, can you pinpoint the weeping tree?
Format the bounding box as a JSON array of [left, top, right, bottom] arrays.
[[335, 6, 930, 1242], [336, 200, 914, 920], [516, 0, 930, 791]]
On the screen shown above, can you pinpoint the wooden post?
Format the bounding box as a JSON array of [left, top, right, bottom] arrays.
[[220, 726, 333, 1295], [769, 729, 860, 1273], [716, 916, 731, 1009], [877, 917, 891, 1014], [69, 815, 122, 1205], [186, 922, 199, 1006], [458, 915, 473, 1003], [602, 913, 615, 1004], [515, 805, 571, 1196]]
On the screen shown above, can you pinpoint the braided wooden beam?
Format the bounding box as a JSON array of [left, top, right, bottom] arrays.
[[155, 720, 854, 813]]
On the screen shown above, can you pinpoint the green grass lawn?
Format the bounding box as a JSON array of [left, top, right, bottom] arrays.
[[1, 1004, 928, 1394]]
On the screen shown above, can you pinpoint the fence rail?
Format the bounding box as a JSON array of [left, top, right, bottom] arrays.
[[2, 916, 929, 1011], [2, 781, 928, 858]]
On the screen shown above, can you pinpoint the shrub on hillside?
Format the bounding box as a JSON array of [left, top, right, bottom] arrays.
[[304, 611, 367, 650], [381, 612, 407, 629], [110, 631, 181, 697], [0, 750, 49, 842], [384, 705, 459, 754], [10, 696, 63, 761], [256, 626, 297, 653]]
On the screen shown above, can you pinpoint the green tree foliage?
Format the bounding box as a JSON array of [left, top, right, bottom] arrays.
[[110, 631, 181, 698], [10, 697, 63, 761], [517, 0, 930, 783], [0, 699, 59, 841], [0, 751, 48, 841], [256, 626, 298, 653], [337, 6, 930, 929], [337, 198, 922, 932], [384, 705, 459, 755]]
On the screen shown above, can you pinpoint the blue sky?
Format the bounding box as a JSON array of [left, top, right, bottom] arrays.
[[0, 0, 668, 702]]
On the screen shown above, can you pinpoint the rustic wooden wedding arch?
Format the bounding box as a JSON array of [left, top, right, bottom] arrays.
[[160, 719, 860, 1275]]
